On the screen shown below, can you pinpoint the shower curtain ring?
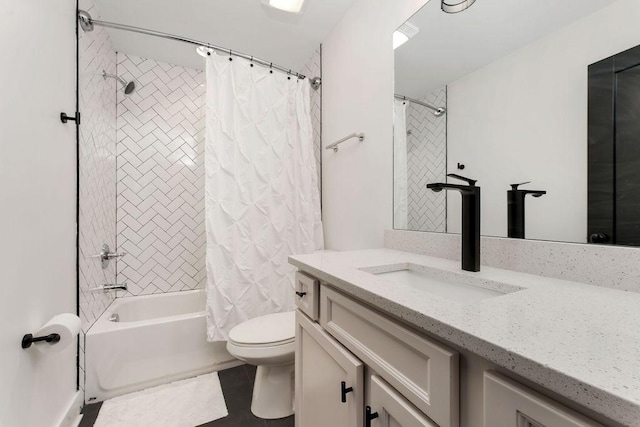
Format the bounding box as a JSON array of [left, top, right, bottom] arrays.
[[270, 63, 273, 74], [228, 49, 233, 61], [250, 56, 254, 67], [287, 69, 291, 80]]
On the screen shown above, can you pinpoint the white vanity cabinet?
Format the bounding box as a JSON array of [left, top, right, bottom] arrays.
[[319, 285, 460, 427], [295, 277, 459, 427], [483, 371, 603, 427], [294, 270, 608, 427]]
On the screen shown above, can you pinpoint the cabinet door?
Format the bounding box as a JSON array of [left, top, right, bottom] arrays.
[[484, 371, 603, 427], [295, 311, 364, 427], [369, 375, 438, 427]]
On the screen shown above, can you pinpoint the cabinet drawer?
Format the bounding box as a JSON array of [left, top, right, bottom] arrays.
[[320, 285, 459, 427], [295, 271, 319, 321], [484, 371, 602, 427]]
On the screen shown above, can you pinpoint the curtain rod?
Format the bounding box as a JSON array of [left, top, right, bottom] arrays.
[[78, 10, 306, 80], [394, 94, 446, 117]]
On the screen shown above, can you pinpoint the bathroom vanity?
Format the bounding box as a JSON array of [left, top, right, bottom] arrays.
[[290, 249, 640, 427]]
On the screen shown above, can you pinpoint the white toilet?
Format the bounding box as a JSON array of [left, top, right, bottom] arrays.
[[226, 311, 296, 419]]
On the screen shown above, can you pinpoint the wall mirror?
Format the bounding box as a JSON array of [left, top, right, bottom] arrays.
[[393, 0, 640, 246]]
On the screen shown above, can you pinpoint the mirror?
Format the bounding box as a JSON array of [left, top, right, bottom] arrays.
[[393, 0, 640, 246]]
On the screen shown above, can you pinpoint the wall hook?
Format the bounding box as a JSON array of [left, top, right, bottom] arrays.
[[60, 112, 81, 125]]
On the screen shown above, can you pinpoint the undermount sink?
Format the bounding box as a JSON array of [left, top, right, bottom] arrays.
[[361, 263, 524, 304]]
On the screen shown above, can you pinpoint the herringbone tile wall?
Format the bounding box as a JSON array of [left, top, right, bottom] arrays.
[[77, 0, 117, 393], [300, 48, 322, 191], [115, 50, 322, 296], [116, 54, 207, 296], [406, 87, 447, 232]]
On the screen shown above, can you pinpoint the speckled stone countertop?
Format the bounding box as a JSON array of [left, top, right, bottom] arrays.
[[289, 249, 640, 426]]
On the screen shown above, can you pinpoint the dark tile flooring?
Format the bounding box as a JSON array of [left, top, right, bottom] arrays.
[[79, 365, 294, 427]]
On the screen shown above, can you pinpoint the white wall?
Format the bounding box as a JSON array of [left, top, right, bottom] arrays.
[[0, 1, 78, 426], [322, 0, 428, 250], [446, 0, 640, 242]]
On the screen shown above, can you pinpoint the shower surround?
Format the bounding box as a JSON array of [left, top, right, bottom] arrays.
[[77, 22, 322, 395], [116, 54, 207, 296]]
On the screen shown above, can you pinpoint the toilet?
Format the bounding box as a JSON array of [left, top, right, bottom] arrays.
[[226, 311, 296, 419]]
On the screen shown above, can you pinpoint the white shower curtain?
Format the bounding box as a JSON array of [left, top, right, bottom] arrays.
[[204, 54, 323, 341], [394, 100, 408, 229]]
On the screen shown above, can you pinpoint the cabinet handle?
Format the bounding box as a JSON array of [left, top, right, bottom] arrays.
[[365, 406, 379, 427], [295, 291, 307, 298], [340, 381, 353, 403]]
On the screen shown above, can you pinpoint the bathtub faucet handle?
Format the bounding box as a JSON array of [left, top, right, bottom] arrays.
[[91, 244, 126, 269], [105, 251, 127, 259]]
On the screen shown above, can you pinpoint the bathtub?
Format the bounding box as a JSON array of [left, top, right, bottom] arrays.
[[84, 289, 240, 402]]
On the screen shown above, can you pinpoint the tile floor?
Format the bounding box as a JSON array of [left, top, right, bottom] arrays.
[[79, 365, 295, 427]]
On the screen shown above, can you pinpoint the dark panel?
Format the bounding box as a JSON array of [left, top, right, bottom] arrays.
[[615, 65, 640, 245], [588, 57, 615, 243], [589, 42, 640, 246]]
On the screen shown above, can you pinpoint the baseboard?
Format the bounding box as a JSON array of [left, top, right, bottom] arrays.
[[56, 391, 83, 427]]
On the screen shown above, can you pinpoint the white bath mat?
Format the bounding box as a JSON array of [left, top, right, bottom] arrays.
[[94, 372, 228, 427]]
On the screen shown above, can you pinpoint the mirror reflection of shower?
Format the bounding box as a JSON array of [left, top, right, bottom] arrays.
[[394, 93, 446, 117], [102, 70, 136, 95]]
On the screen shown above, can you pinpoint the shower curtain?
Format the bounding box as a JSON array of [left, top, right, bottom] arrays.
[[394, 100, 408, 229], [204, 54, 323, 341]]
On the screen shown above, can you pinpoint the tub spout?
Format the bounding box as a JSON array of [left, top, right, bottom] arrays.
[[90, 283, 128, 291], [103, 283, 128, 291]]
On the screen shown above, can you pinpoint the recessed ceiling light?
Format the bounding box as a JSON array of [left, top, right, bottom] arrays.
[[393, 22, 419, 50], [442, 0, 476, 14], [393, 32, 409, 50], [196, 46, 215, 57], [261, 0, 306, 14]]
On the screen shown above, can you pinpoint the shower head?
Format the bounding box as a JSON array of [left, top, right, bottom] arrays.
[[123, 80, 136, 95], [102, 70, 136, 95]]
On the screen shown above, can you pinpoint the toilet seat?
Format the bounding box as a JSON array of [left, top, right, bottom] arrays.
[[228, 311, 295, 347], [227, 311, 296, 366]]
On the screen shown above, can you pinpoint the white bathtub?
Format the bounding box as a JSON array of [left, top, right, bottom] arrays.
[[85, 289, 240, 402]]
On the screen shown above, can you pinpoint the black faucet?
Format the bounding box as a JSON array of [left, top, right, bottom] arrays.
[[427, 173, 480, 272], [507, 182, 546, 239]]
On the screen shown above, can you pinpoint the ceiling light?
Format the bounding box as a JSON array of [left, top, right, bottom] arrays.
[[261, 0, 306, 14], [393, 31, 409, 50], [393, 22, 419, 50], [196, 46, 215, 57], [441, 0, 476, 14]]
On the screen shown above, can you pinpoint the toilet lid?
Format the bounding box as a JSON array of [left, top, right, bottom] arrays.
[[228, 311, 295, 346]]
